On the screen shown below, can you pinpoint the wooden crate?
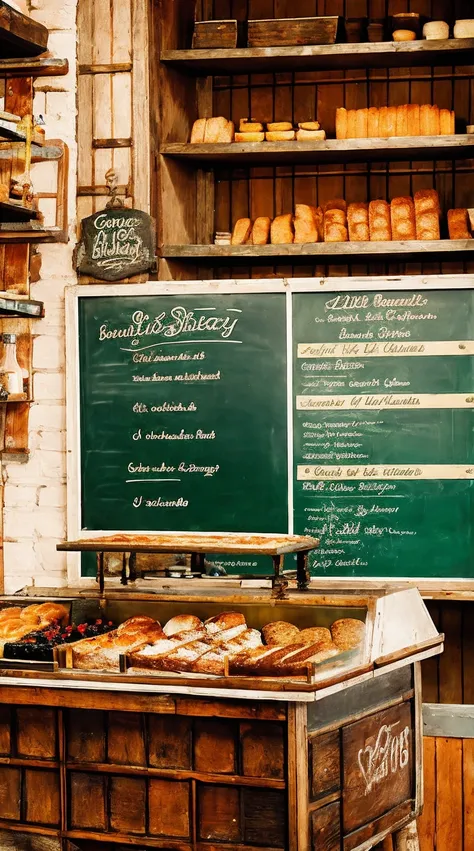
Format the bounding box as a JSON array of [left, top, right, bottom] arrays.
[[247, 16, 339, 47], [193, 20, 239, 49]]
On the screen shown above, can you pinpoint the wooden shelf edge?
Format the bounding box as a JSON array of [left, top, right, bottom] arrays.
[[0, 226, 67, 244], [0, 56, 69, 78], [161, 135, 474, 165], [162, 239, 474, 261], [161, 38, 474, 73]]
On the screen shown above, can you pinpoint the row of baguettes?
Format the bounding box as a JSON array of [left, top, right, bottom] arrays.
[[232, 191, 442, 245], [336, 105, 455, 140], [71, 612, 365, 677], [0, 602, 68, 652]]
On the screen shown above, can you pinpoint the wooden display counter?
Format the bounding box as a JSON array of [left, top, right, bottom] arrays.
[[0, 578, 442, 851]]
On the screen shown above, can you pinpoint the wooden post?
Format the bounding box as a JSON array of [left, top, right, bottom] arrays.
[[394, 821, 420, 851], [296, 550, 310, 591]]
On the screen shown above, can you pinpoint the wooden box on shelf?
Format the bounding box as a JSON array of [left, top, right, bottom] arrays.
[[247, 15, 339, 47], [192, 19, 239, 49]]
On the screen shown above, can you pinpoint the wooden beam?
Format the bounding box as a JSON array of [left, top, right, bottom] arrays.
[[423, 703, 474, 739]]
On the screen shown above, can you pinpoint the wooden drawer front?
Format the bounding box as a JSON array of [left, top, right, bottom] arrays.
[[194, 718, 236, 774], [198, 785, 287, 847], [16, 708, 57, 759], [309, 730, 341, 801], [311, 801, 341, 851], [0, 765, 60, 826], [67, 709, 106, 763], [149, 778, 191, 838], [0, 767, 21, 820], [342, 702, 414, 834], [241, 721, 285, 779], [148, 715, 192, 769]]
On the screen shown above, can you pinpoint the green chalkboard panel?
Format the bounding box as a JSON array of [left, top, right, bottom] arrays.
[[293, 288, 474, 578], [78, 292, 288, 538]]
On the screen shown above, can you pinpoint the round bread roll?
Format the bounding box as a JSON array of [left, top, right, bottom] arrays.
[[454, 20, 474, 39], [423, 21, 449, 40], [393, 29, 417, 41], [267, 122, 293, 132], [298, 627, 332, 646], [205, 612, 246, 633], [164, 615, 203, 636], [262, 621, 301, 646], [331, 618, 365, 650]]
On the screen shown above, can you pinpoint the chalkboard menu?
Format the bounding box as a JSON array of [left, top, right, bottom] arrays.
[[69, 280, 474, 581], [293, 288, 474, 578], [78, 291, 288, 537]]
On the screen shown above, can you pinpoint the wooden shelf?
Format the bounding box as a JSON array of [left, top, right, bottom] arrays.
[[0, 118, 44, 145], [161, 38, 474, 75], [0, 0, 48, 58], [0, 143, 64, 162], [0, 199, 39, 222], [0, 56, 68, 78], [162, 239, 474, 263], [0, 295, 43, 318], [161, 134, 474, 166], [0, 225, 66, 244]]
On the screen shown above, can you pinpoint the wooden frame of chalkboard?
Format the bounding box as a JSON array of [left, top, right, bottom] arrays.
[[66, 275, 474, 596]]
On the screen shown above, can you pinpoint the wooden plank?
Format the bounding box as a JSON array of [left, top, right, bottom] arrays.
[[148, 778, 191, 838], [240, 721, 285, 779], [0, 767, 20, 819], [58, 533, 318, 555], [0, 58, 68, 78], [161, 39, 474, 74], [198, 785, 242, 842], [0, 1, 48, 58], [148, 715, 192, 769], [65, 709, 106, 762], [16, 707, 57, 759], [310, 801, 341, 851], [109, 775, 146, 833], [423, 703, 474, 738], [194, 718, 236, 774], [69, 772, 107, 830], [417, 737, 435, 851], [439, 605, 463, 704], [464, 739, 474, 851], [161, 241, 474, 261], [24, 769, 60, 826], [436, 738, 463, 851], [107, 711, 146, 765], [309, 730, 340, 800]]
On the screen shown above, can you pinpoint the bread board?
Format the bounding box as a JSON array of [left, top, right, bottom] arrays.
[[247, 16, 339, 47]]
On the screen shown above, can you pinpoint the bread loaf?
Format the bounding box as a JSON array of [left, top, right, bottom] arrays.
[[231, 218, 252, 245], [314, 206, 324, 242], [396, 104, 408, 137], [239, 120, 263, 132], [324, 199, 346, 214], [204, 117, 230, 143], [355, 108, 368, 139], [331, 618, 365, 651], [368, 106, 380, 138], [190, 118, 206, 144], [295, 129, 326, 141], [348, 202, 369, 241], [205, 612, 246, 632], [440, 108, 452, 135], [369, 200, 392, 241], [251, 216, 271, 245], [393, 29, 416, 41], [163, 615, 203, 636], [262, 621, 300, 646], [420, 104, 439, 136], [298, 627, 332, 646], [390, 196, 417, 240], [407, 104, 420, 136], [271, 213, 294, 244], [448, 209, 472, 240], [218, 120, 234, 143], [73, 617, 165, 671], [234, 131, 265, 143], [298, 121, 321, 131], [265, 130, 296, 142], [414, 189, 441, 239], [347, 109, 357, 139], [294, 204, 319, 244], [336, 108, 348, 140], [379, 106, 397, 137], [267, 122, 293, 132], [324, 209, 348, 243]]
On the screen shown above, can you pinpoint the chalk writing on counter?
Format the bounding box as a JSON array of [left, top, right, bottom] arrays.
[[358, 721, 411, 796]]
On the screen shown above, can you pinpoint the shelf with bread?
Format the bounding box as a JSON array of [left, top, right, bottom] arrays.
[[161, 37, 474, 75]]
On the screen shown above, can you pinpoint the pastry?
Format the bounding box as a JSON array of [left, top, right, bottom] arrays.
[[368, 106, 380, 138], [369, 200, 392, 241], [298, 122, 321, 131], [448, 209, 472, 240], [190, 118, 206, 144], [407, 104, 420, 136], [265, 130, 296, 141], [267, 122, 293, 132], [295, 129, 326, 141], [262, 621, 300, 646], [355, 108, 368, 139], [271, 213, 294, 244], [231, 218, 252, 245], [239, 119, 264, 132], [390, 196, 417, 240], [336, 108, 348, 140], [330, 618, 365, 651], [293, 204, 319, 243], [251, 216, 271, 245], [347, 202, 369, 241], [234, 131, 265, 143], [396, 104, 408, 137]]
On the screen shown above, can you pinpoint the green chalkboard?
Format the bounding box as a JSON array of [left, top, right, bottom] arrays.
[[78, 292, 289, 543], [292, 288, 474, 578]]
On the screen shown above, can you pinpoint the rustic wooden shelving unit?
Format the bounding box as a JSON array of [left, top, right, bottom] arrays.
[[153, 0, 474, 280]]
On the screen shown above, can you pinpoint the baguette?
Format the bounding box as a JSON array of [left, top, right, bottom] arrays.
[[368, 107, 380, 138], [190, 118, 206, 144], [293, 204, 319, 244], [347, 202, 369, 241], [298, 121, 321, 131], [369, 200, 392, 241], [355, 108, 368, 139], [447, 209, 472, 240], [231, 218, 252, 245], [234, 131, 265, 143], [396, 104, 408, 137], [336, 107, 347, 140], [265, 130, 296, 141], [267, 121, 293, 132], [251, 216, 271, 245], [390, 196, 417, 240], [295, 128, 326, 141], [271, 213, 294, 244]]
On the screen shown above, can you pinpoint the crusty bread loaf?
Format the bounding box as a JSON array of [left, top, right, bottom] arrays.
[[251, 216, 271, 245], [298, 627, 332, 646], [330, 618, 365, 651], [414, 189, 440, 215], [294, 204, 319, 244], [379, 105, 397, 138], [448, 208, 472, 240], [204, 117, 230, 143], [73, 617, 165, 671], [368, 106, 379, 139], [355, 108, 368, 139], [295, 129, 326, 141], [420, 104, 433, 136], [271, 213, 294, 244], [262, 621, 300, 646], [205, 612, 246, 632], [324, 199, 346, 214], [265, 130, 295, 141], [414, 190, 441, 240], [390, 196, 417, 240], [234, 131, 265, 143], [324, 208, 346, 226], [396, 104, 408, 137], [314, 206, 324, 242], [440, 108, 452, 135], [369, 200, 392, 241], [324, 218, 348, 243], [267, 122, 293, 132], [298, 121, 320, 131], [276, 646, 339, 676], [347, 109, 357, 139], [163, 615, 203, 637], [239, 120, 263, 132], [190, 118, 206, 144], [348, 202, 369, 241], [428, 105, 440, 135], [231, 218, 252, 245], [407, 104, 420, 136], [218, 120, 234, 143], [336, 108, 347, 140]]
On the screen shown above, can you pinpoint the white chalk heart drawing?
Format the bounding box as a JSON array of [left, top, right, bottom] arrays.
[[358, 722, 410, 796]]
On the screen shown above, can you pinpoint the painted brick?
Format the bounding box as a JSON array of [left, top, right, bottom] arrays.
[[28, 404, 66, 431], [33, 335, 65, 370], [3, 485, 37, 508], [38, 484, 67, 508], [33, 372, 65, 401]]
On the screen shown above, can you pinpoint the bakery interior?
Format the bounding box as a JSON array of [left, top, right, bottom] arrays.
[[0, 0, 473, 850]]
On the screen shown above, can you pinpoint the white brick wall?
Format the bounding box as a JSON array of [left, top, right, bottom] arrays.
[[2, 0, 78, 593]]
